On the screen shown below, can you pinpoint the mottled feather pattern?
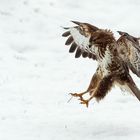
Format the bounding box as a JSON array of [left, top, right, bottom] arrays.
[[62, 21, 140, 106], [117, 31, 140, 77], [62, 24, 97, 59]]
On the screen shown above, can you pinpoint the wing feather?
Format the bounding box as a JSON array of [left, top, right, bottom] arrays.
[[117, 35, 140, 77], [75, 47, 82, 58], [65, 36, 73, 45], [82, 52, 88, 58], [62, 31, 70, 37], [69, 42, 77, 53], [62, 22, 97, 60], [128, 47, 140, 77], [128, 61, 140, 77]]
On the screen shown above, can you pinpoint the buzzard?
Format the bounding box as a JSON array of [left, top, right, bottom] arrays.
[[62, 21, 140, 107]]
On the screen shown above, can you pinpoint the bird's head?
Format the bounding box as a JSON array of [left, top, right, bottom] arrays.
[[71, 21, 99, 37]]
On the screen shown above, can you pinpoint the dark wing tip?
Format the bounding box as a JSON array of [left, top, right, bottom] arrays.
[[69, 42, 77, 53], [62, 31, 70, 37], [88, 53, 92, 58], [75, 48, 82, 58], [65, 36, 74, 45], [82, 52, 88, 58]]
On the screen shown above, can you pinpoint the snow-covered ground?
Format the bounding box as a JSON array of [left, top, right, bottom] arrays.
[[0, 0, 140, 140]]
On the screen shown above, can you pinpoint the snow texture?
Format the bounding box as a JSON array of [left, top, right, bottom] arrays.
[[0, 0, 140, 140]]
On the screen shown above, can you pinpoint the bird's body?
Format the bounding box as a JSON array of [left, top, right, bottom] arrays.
[[62, 21, 140, 107]]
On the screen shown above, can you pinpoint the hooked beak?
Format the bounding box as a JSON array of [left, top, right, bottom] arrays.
[[71, 21, 82, 25]]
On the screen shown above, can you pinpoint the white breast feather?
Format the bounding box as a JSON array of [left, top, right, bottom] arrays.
[[70, 28, 90, 50], [98, 47, 112, 76]]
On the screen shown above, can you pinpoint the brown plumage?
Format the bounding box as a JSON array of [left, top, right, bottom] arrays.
[[62, 21, 140, 107], [69, 42, 77, 53], [117, 31, 140, 77]]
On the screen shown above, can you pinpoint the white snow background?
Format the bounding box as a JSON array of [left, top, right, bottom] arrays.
[[0, 0, 140, 140]]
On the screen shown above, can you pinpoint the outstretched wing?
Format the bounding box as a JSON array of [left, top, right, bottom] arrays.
[[117, 31, 140, 77], [62, 21, 99, 60]]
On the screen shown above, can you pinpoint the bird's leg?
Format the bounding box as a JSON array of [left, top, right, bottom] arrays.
[[77, 97, 89, 107], [80, 75, 113, 107], [79, 88, 96, 107], [70, 89, 94, 107], [70, 89, 94, 106], [70, 72, 101, 107], [70, 72, 99, 99], [70, 90, 88, 99]]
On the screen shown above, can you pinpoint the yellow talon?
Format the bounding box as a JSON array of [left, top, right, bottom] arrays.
[[80, 100, 89, 107]]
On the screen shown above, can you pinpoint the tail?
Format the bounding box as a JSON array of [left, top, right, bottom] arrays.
[[126, 76, 140, 101]]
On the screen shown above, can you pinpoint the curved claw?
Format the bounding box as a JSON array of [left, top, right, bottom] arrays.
[[69, 93, 79, 97], [80, 100, 89, 107], [69, 93, 84, 99], [69, 92, 90, 107]]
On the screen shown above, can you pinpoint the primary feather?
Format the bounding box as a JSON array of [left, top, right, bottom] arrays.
[[62, 21, 98, 59]]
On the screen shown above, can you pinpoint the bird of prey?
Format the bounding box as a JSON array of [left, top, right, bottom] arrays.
[[62, 21, 140, 107]]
